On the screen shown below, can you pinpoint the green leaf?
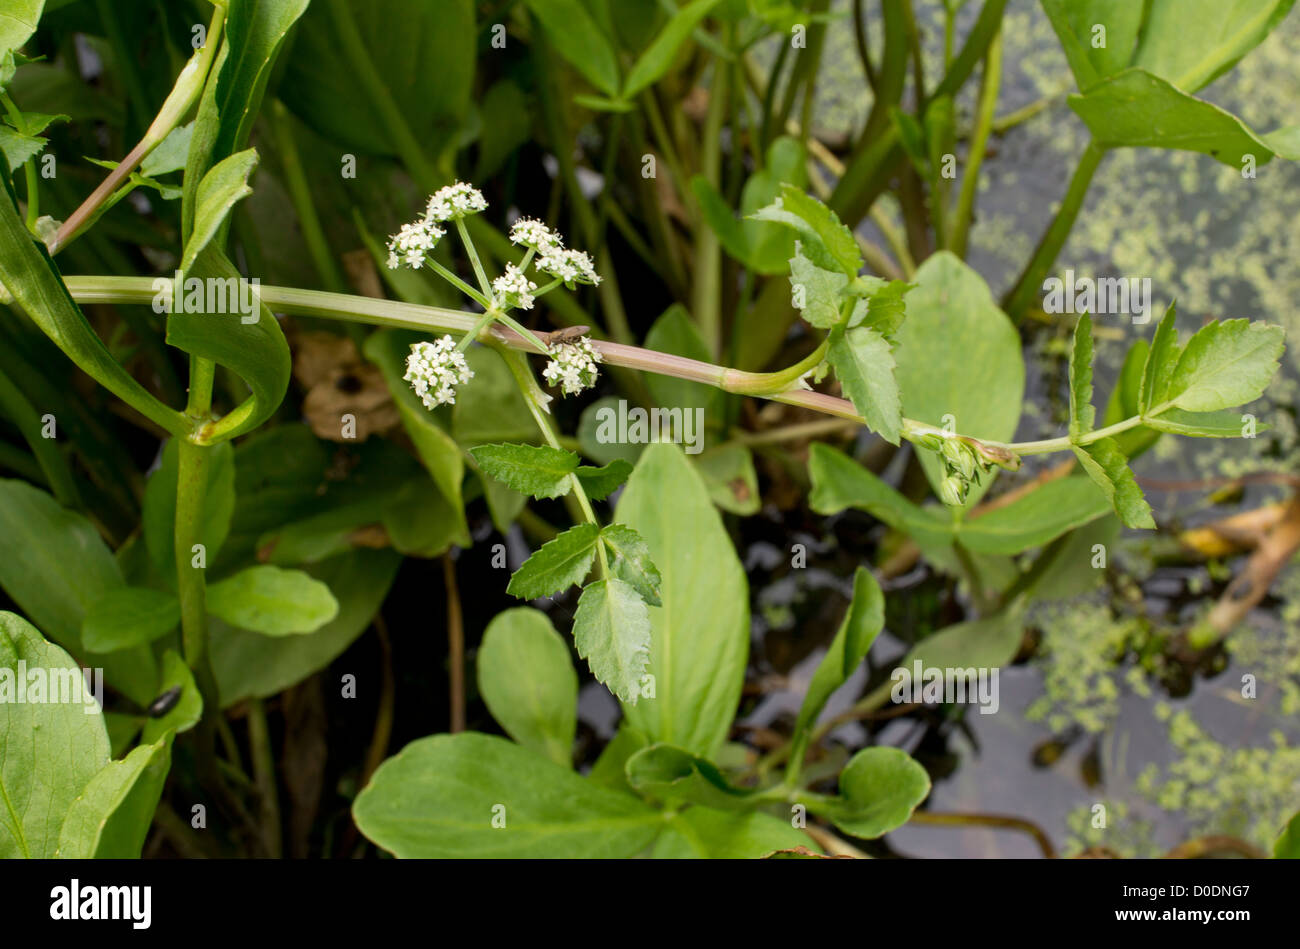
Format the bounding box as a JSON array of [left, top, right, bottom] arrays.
[[1069, 312, 1096, 438], [1073, 438, 1156, 530], [828, 325, 902, 445], [470, 443, 578, 499], [141, 650, 202, 745], [897, 609, 1027, 678], [55, 739, 170, 859], [957, 476, 1114, 554], [820, 747, 930, 839], [599, 524, 663, 607], [139, 122, 194, 177], [1158, 318, 1286, 414], [473, 79, 532, 180], [180, 148, 258, 272], [792, 568, 884, 746], [1105, 337, 1161, 458], [508, 523, 601, 600], [0, 1, 44, 62], [1040, 0, 1144, 90], [846, 277, 913, 338], [1139, 302, 1181, 414], [477, 608, 577, 767], [206, 564, 339, 636], [697, 136, 808, 275], [0, 612, 110, 858], [1133, 0, 1295, 93], [893, 252, 1025, 507], [0, 480, 157, 704], [282, 0, 472, 158], [624, 743, 759, 810], [575, 459, 633, 501], [81, 587, 180, 653], [654, 807, 813, 858], [1145, 408, 1258, 437], [211, 550, 400, 707], [622, 0, 724, 98], [789, 247, 849, 329], [750, 184, 863, 276], [353, 732, 661, 857], [143, 439, 236, 577], [615, 443, 748, 757], [1069, 69, 1300, 167], [693, 442, 759, 515], [0, 124, 44, 171], [525, 0, 621, 98], [573, 578, 652, 702], [1275, 810, 1300, 858]]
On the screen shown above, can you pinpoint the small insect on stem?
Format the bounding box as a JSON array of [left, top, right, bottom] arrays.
[[148, 686, 183, 718], [544, 325, 592, 344]]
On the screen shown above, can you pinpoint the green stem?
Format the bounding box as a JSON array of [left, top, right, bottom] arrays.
[[1002, 140, 1105, 321], [948, 28, 1001, 257], [424, 257, 491, 309], [693, 60, 730, 358], [454, 309, 500, 353], [268, 99, 346, 292], [246, 698, 282, 859], [455, 218, 492, 299]]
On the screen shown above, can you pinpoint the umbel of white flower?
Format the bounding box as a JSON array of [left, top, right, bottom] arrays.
[[404, 336, 475, 409], [386, 182, 488, 270], [492, 263, 537, 311], [543, 338, 603, 396]]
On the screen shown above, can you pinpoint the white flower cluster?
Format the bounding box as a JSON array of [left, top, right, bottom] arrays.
[[386, 219, 445, 270], [426, 181, 488, 223], [509, 217, 601, 287], [542, 337, 602, 396], [404, 336, 474, 409], [492, 263, 538, 311]]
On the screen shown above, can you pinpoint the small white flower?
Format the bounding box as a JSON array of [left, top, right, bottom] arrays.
[[403, 336, 475, 409], [426, 182, 488, 223], [509, 217, 563, 254], [386, 219, 445, 269], [542, 337, 602, 396], [492, 263, 538, 311], [537, 247, 601, 287]]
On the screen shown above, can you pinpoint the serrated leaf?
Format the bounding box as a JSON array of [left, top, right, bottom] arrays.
[[0, 125, 44, 171], [750, 184, 863, 276], [476, 608, 577, 766], [1069, 312, 1096, 439], [181, 147, 258, 272], [575, 459, 632, 501], [819, 747, 931, 840], [1140, 303, 1180, 414], [847, 277, 913, 338], [470, 443, 578, 500], [572, 578, 651, 702], [789, 246, 848, 328], [599, 524, 663, 607], [1159, 318, 1286, 414], [506, 523, 601, 599], [81, 587, 180, 653], [206, 564, 339, 636], [1073, 438, 1156, 529], [828, 325, 902, 445]]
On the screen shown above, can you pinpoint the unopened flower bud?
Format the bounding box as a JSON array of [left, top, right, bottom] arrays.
[[938, 474, 967, 507]]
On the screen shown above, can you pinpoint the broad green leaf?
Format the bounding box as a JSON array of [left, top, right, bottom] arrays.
[[807, 443, 954, 554], [888, 609, 1027, 691], [0, 480, 156, 704], [507, 523, 601, 599], [206, 564, 339, 637], [828, 325, 902, 445], [452, 337, 536, 445], [470, 443, 577, 499], [893, 252, 1025, 507], [477, 608, 577, 767], [622, 0, 724, 98], [693, 442, 759, 515], [81, 587, 180, 653], [1070, 70, 1300, 167], [616, 443, 748, 757], [575, 459, 633, 501], [588, 725, 650, 794], [525, 0, 621, 98], [792, 568, 884, 746], [573, 578, 651, 703], [1073, 438, 1156, 530], [1133, 0, 1296, 93], [1276, 810, 1300, 858], [957, 476, 1114, 554], [0, 174, 182, 437], [211, 550, 400, 706], [55, 739, 170, 859], [820, 747, 930, 839], [1158, 318, 1286, 413], [789, 247, 849, 329], [143, 439, 236, 577], [282, 0, 472, 158], [750, 184, 863, 276], [0, 1, 44, 61], [353, 732, 661, 857], [624, 744, 760, 811], [654, 807, 813, 858], [578, 396, 644, 467], [1069, 313, 1096, 438], [0, 612, 110, 858], [1040, 0, 1144, 89], [600, 524, 663, 607], [180, 148, 258, 272], [1139, 303, 1180, 414]]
